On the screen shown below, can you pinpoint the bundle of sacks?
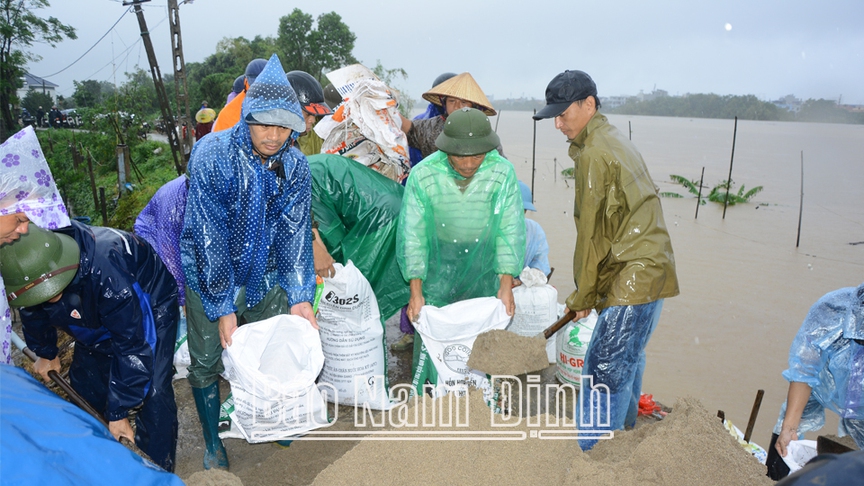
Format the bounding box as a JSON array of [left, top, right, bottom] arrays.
[[315, 64, 411, 183]]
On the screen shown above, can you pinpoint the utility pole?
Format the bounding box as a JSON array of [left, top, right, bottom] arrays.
[[168, 0, 194, 161], [123, 0, 184, 175]]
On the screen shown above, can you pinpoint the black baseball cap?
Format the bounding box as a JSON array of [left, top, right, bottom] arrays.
[[533, 70, 597, 120]]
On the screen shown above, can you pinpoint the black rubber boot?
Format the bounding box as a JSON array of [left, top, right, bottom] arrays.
[[766, 432, 791, 480], [191, 382, 229, 470]]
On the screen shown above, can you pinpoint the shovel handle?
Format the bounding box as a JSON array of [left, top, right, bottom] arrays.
[[543, 309, 578, 339], [11, 333, 108, 427], [11, 332, 157, 465]]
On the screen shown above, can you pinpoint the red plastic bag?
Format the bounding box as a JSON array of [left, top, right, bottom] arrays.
[[638, 393, 663, 417]]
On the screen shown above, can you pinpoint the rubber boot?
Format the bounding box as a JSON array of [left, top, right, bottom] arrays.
[[191, 382, 229, 470], [766, 433, 790, 480]]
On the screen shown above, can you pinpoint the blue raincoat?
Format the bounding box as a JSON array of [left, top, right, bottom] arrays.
[[181, 54, 315, 322], [19, 220, 180, 471], [525, 218, 551, 276], [773, 284, 864, 447]]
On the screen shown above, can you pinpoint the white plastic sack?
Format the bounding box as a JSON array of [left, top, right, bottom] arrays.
[[220, 315, 328, 443], [555, 310, 598, 387], [414, 297, 511, 398], [325, 63, 379, 100], [317, 261, 392, 410], [173, 306, 190, 380], [342, 80, 409, 163], [319, 67, 410, 183], [508, 267, 558, 364], [781, 439, 818, 473]]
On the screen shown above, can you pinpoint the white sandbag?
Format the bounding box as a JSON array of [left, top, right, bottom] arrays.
[[508, 267, 558, 364], [317, 261, 392, 410], [320, 65, 410, 183], [781, 440, 818, 473], [413, 297, 510, 398], [220, 315, 327, 443], [555, 310, 598, 387]]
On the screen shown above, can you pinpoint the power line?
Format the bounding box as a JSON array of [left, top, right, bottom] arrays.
[[35, 8, 132, 79], [51, 12, 169, 95]]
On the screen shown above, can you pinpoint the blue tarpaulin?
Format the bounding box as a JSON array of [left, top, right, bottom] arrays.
[[0, 365, 183, 485]]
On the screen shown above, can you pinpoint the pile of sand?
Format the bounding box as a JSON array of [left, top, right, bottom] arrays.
[[569, 397, 771, 485], [312, 393, 771, 485], [468, 329, 549, 376]]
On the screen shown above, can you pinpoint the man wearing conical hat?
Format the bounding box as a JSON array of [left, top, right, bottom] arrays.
[[181, 53, 317, 470], [194, 101, 217, 140], [399, 72, 502, 159]]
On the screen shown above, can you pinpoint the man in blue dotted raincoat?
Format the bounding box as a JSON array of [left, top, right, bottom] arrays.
[[180, 54, 317, 470]]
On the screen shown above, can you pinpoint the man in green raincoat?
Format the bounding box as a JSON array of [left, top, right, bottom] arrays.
[[308, 154, 409, 323], [396, 108, 525, 385]]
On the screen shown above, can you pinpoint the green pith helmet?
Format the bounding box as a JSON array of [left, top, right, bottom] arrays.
[[434, 107, 500, 156], [0, 225, 80, 308]]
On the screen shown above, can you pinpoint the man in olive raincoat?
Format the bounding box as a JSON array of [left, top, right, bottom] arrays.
[[181, 54, 317, 470], [534, 70, 679, 451]]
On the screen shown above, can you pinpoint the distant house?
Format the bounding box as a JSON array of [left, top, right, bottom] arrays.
[[636, 89, 669, 102], [600, 95, 629, 109], [771, 94, 802, 113], [839, 104, 864, 113], [17, 73, 59, 105]]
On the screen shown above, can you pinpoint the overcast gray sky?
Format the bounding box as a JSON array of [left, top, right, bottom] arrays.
[[24, 0, 864, 105]]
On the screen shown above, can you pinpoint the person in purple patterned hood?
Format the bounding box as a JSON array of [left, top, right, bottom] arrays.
[[180, 53, 317, 470], [0, 125, 71, 365]]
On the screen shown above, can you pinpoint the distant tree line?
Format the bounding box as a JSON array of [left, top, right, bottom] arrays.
[[165, 8, 358, 114], [493, 98, 545, 112], [605, 93, 864, 124]]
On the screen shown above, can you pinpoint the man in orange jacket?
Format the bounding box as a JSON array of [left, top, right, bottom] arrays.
[[212, 58, 267, 132]]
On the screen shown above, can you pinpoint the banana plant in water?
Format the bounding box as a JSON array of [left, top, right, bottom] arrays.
[[661, 175, 763, 206]]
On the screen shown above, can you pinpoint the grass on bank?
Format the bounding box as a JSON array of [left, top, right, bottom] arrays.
[[36, 129, 179, 231]]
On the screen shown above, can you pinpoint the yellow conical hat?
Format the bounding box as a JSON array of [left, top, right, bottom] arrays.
[[422, 72, 496, 116]]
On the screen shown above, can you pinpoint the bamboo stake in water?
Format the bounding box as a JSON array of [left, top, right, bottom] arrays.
[[722, 116, 738, 219], [796, 151, 804, 247], [531, 108, 537, 201], [695, 166, 705, 219]]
